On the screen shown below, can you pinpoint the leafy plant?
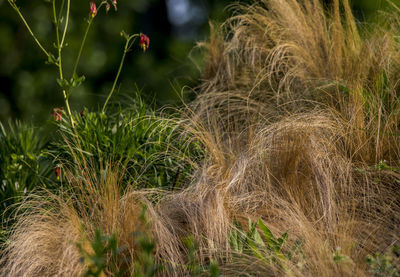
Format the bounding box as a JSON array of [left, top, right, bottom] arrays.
[[77, 205, 160, 277], [332, 247, 350, 264], [366, 245, 400, 277], [230, 219, 287, 262], [53, 96, 203, 190], [0, 121, 54, 213], [132, 204, 162, 277], [77, 229, 122, 277], [183, 235, 220, 277], [229, 218, 303, 273]]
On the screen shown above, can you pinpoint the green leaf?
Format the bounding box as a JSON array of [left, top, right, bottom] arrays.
[[253, 228, 266, 248], [258, 219, 276, 246]]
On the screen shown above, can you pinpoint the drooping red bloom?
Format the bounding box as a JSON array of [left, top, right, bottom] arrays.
[[89, 2, 97, 18], [112, 0, 117, 11], [105, 3, 111, 13], [139, 34, 150, 52], [53, 107, 64, 121], [55, 167, 61, 180]]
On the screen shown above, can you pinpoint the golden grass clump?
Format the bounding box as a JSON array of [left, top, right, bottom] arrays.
[[0, 165, 187, 276], [2, 0, 400, 276], [197, 0, 400, 163]]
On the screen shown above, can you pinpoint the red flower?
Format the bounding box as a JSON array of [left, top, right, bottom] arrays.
[[89, 2, 97, 18], [112, 0, 117, 11], [55, 167, 61, 180], [139, 34, 150, 52], [106, 3, 111, 13], [53, 107, 64, 121]]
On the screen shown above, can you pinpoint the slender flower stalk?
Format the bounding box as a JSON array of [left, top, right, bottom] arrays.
[[72, 19, 93, 77], [60, 0, 70, 49], [102, 33, 145, 113], [7, 1, 51, 60], [74, 1, 110, 77], [53, 0, 74, 123]]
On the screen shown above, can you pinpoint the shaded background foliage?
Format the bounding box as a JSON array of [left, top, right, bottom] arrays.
[[0, 0, 231, 123], [0, 0, 397, 123]]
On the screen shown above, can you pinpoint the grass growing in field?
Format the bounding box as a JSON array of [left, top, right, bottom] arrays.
[[2, 0, 400, 276]]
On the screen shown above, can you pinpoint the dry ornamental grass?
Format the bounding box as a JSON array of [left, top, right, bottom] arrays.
[[2, 0, 400, 276]]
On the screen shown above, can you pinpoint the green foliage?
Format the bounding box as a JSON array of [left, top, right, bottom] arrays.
[[77, 205, 161, 277], [183, 235, 220, 277], [77, 229, 122, 277], [366, 245, 400, 277], [53, 96, 203, 190], [183, 236, 202, 275], [0, 121, 53, 211], [1, 0, 226, 124], [332, 247, 350, 264], [230, 219, 288, 262], [229, 218, 303, 273], [132, 204, 162, 277]]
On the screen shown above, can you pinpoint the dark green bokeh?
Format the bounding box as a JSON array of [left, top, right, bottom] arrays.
[[0, 0, 398, 123], [0, 0, 231, 123]]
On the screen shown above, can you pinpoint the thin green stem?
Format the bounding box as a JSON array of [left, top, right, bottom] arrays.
[[72, 19, 93, 77], [58, 48, 64, 80], [72, 1, 108, 77], [8, 2, 50, 59], [62, 90, 73, 118], [52, 0, 60, 48], [102, 34, 139, 114], [60, 0, 74, 123], [52, 0, 58, 25], [60, 0, 70, 48], [52, 0, 63, 81], [102, 42, 128, 114], [57, 0, 66, 22], [73, 1, 109, 77], [52, 0, 73, 123]]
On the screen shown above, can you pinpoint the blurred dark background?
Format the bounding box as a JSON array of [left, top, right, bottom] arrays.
[[0, 0, 397, 123]]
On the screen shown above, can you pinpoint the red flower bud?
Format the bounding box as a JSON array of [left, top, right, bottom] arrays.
[[106, 3, 111, 13], [55, 167, 61, 180], [53, 107, 64, 121], [89, 2, 97, 18], [139, 34, 150, 52], [112, 0, 117, 11]]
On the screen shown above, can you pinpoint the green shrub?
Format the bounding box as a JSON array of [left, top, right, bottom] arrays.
[[77, 204, 161, 277], [183, 235, 220, 277], [0, 121, 54, 212], [53, 97, 203, 190], [229, 219, 304, 275], [132, 205, 162, 277], [366, 245, 400, 276], [77, 229, 121, 277]]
